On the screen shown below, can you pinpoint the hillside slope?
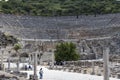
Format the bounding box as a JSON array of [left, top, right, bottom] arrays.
[[0, 0, 120, 16]]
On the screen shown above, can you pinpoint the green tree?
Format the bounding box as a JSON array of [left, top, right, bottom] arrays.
[[55, 42, 80, 62], [13, 43, 22, 52], [0, 0, 120, 16], [13, 43, 22, 72]]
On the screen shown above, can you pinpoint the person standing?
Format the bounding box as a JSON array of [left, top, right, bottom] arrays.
[[39, 68, 43, 79]]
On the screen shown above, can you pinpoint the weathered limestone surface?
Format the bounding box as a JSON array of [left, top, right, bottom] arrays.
[[0, 71, 27, 80]]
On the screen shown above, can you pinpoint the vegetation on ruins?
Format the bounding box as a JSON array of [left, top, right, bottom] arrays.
[[0, 0, 120, 16], [55, 42, 80, 62], [0, 32, 18, 47], [13, 43, 22, 58], [13, 43, 22, 52], [13, 43, 22, 72]]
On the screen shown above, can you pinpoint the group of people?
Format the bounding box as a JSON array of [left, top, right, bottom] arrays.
[[24, 65, 32, 70]]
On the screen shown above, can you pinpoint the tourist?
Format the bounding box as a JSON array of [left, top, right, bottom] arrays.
[[25, 65, 27, 70], [28, 65, 32, 70], [39, 68, 43, 79]]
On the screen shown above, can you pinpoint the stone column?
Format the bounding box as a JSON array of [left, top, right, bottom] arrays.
[[50, 39, 54, 68], [91, 61, 95, 75], [103, 47, 109, 80], [31, 54, 33, 64], [1, 49, 4, 71], [33, 51, 38, 80], [93, 47, 98, 59], [28, 54, 31, 65], [52, 52, 54, 68], [8, 51, 11, 71], [17, 54, 20, 72], [1, 50, 3, 67], [39, 53, 43, 65]]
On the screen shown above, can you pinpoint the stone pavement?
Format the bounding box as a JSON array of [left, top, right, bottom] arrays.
[[0, 71, 27, 80]]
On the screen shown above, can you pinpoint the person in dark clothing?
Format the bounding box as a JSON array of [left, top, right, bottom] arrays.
[[28, 65, 32, 70], [25, 65, 27, 70], [39, 68, 43, 79]]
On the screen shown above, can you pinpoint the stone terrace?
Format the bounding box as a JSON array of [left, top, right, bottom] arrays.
[[0, 13, 120, 39]]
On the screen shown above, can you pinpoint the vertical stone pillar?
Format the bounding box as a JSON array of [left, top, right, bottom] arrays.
[[33, 51, 38, 80], [91, 61, 95, 75], [1, 50, 3, 67], [51, 39, 54, 68], [31, 54, 33, 64], [93, 47, 98, 59], [1, 49, 4, 71], [103, 47, 109, 80], [52, 52, 54, 68], [28, 54, 31, 65], [17, 54, 20, 72], [40, 53, 43, 65], [8, 51, 11, 71]]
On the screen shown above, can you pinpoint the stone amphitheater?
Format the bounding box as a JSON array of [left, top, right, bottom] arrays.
[[0, 13, 120, 39], [0, 13, 120, 79], [0, 13, 120, 60], [0, 13, 120, 57]]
